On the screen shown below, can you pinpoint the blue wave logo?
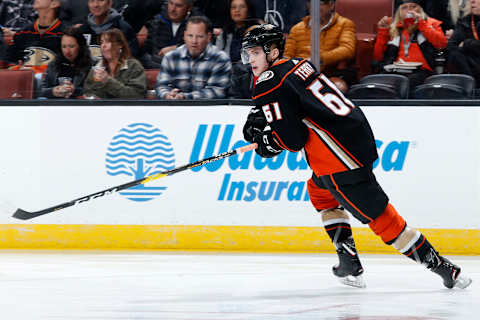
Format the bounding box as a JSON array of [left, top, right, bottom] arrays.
[[106, 123, 176, 202]]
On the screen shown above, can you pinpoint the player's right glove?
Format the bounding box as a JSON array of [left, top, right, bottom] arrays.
[[253, 126, 283, 158], [243, 108, 267, 143]]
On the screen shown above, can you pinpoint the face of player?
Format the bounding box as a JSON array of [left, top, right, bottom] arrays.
[[100, 35, 121, 62], [230, 0, 249, 26], [184, 22, 211, 58], [88, 0, 112, 19], [471, 0, 480, 15], [168, 0, 191, 23], [61, 35, 80, 63], [246, 47, 269, 77]]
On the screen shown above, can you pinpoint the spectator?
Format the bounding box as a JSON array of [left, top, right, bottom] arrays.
[[41, 27, 93, 99], [215, 0, 261, 64], [141, 0, 196, 69], [374, 0, 447, 91], [445, 0, 471, 39], [284, 0, 357, 87], [155, 16, 232, 99], [447, 0, 480, 86], [251, 0, 306, 34], [83, 28, 146, 98], [77, 0, 139, 59], [5, 0, 64, 74], [0, 0, 36, 37]]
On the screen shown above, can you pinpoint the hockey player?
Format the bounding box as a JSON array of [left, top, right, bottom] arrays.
[[241, 24, 472, 289]]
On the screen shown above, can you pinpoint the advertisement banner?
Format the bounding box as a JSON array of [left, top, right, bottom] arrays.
[[0, 105, 478, 229]]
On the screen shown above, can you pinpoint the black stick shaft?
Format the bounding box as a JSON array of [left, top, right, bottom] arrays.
[[12, 143, 257, 220]]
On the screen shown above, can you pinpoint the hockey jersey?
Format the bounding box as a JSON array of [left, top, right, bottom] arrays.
[[252, 59, 378, 176], [5, 19, 64, 73]]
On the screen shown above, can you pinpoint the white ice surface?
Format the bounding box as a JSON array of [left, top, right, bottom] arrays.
[[0, 251, 478, 319]]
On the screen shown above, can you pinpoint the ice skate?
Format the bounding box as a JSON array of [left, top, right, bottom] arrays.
[[424, 248, 472, 289], [332, 238, 366, 288], [430, 255, 472, 289]]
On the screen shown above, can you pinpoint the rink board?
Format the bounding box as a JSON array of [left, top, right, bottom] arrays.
[[0, 104, 479, 253]]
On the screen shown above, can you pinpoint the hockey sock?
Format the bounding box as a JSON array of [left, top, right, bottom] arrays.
[[391, 226, 440, 268], [321, 207, 353, 248]]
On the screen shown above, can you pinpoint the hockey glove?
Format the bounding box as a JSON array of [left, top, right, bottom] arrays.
[[253, 126, 283, 158], [243, 108, 267, 143]]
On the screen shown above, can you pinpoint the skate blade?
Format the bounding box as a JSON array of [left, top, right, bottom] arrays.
[[454, 275, 472, 289], [338, 274, 366, 288]]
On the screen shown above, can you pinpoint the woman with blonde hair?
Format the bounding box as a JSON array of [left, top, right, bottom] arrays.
[[83, 28, 146, 99], [373, 0, 447, 92]]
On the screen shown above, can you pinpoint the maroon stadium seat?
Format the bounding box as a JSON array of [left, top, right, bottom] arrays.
[[0, 69, 35, 99]]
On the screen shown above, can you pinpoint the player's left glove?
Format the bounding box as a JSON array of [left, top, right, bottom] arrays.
[[253, 126, 283, 158], [243, 108, 267, 143]]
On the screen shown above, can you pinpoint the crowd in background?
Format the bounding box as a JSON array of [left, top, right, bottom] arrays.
[[0, 0, 478, 99]]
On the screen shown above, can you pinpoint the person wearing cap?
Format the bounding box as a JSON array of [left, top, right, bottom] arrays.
[[284, 0, 357, 88], [374, 0, 447, 92], [446, 0, 480, 87]]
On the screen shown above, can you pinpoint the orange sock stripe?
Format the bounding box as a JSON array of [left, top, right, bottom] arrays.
[[330, 174, 373, 223], [405, 237, 426, 257], [325, 226, 352, 232]]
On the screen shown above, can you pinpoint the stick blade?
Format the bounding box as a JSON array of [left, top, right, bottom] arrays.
[[12, 208, 36, 220]]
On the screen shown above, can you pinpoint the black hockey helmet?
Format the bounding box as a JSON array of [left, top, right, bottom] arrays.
[[241, 24, 285, 64]]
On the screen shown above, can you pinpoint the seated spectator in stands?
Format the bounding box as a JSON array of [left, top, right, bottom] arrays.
[[5, 0, 64, 74], [251, 0, 306, 34], [284, 0, 357, 87], [41, 27, 93, 99], [83, 28, 146, 98], [0, 0, 36, 37], [445, 0, 471, 39], [155, 16, 232, 99], [77, 0, 139, 59], [447, 0, 480, 86], [374, 0, 447, 90], [141, 0, 195, 69], [215, 0, 261, 64]]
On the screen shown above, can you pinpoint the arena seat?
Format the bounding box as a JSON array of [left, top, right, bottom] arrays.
[[0, 69, 35, 99], [145, 69, 161, 90], [413, 74, 476, 99], [347, 74, 409, 99], [336, 0, 394, 80]]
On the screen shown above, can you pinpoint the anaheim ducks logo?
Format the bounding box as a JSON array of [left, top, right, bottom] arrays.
[[256, 70, 274, 84], [23, 47, 56, 66]]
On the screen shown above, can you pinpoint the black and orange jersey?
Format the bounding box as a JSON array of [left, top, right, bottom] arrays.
[[252, 58, 378, 176], [5, 19, 64, 73]]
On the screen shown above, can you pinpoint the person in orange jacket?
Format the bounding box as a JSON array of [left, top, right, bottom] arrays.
[[373, 0, 447, 92], [284, 0, 357, 87]]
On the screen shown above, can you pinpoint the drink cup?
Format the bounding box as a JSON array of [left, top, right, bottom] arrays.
[[92, 66, 106, 82], [58, 77, 73, 97], [404, 12, 415, 28]]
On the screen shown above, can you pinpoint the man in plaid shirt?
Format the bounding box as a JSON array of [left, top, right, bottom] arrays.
[[155, 15, 232, 99]]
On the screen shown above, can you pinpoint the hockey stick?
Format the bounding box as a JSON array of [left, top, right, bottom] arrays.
[[12, 143, 257, 220]]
